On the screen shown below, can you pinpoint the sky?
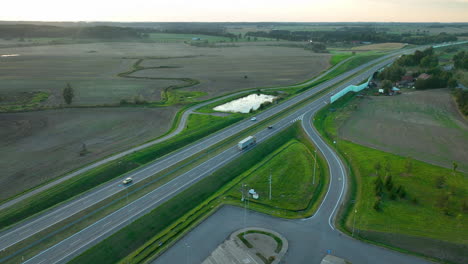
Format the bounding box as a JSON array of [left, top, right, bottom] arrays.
[[1, 0, 467, 22]]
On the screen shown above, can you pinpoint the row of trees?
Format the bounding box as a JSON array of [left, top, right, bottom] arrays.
[[378, 47, 460, 91], [245, 28, 457, 44], [0, 25, 149, 40], [453, 51, 468, 70], [453, 88, 468, 116]]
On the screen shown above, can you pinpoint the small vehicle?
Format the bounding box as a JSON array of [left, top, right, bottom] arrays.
[[251, 117, 257, 121], [267, 125, 273, 129], [122, 177, 133, 185]]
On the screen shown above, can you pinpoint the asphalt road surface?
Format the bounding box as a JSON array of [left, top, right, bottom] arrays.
[[0, 50, 400, 254], [2, 43, 449, 263], [15, 54, 407, 264]]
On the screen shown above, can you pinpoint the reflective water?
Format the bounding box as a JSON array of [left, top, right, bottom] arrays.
[[213, 94, 277, 113], [0, 54, 20, 57]]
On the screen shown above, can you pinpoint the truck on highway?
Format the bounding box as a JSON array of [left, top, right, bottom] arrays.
[[238, 136, 256, 150]]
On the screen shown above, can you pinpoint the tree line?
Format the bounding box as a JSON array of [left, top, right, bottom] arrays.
[[0, 24, 148, 39], [245, 28, 457, 44], [378, 47, 459, 90]]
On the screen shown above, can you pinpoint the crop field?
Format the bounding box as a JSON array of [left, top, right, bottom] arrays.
[[132, 44, 330, 98], [339, 89, 468, 172], [0, 106, 178, 199], [0, 42, 330, 107], [0, 40, 331, 200]]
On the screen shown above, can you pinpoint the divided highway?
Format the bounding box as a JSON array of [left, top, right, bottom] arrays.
[[14, 55, 406, 263], [0, 51, 401, 253], [1, 44, 439, 263]]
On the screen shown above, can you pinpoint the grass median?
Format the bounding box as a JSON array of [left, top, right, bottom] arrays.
[[70, 122, 328, 264], [314, 92, 468, 264]]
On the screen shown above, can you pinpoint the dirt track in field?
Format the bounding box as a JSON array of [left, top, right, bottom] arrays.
[[339, 88, 468, 171]]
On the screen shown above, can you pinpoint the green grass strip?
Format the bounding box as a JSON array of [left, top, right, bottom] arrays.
[[0, 114, 242, 230], [70, 124, 301, 264]]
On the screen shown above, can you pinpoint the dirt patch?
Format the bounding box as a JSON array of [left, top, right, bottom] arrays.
[[0, 106, 178, 199], [339, 89, 468, 171]]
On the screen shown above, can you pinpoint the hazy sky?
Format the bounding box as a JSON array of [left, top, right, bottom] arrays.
[[1, 0, 467, 22]]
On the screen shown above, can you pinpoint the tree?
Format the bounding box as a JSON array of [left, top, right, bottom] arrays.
[[63, 83, 74, 105], [385, 175, 393, 191], [448, 78, 457, 89], [435, 176, 446, 189], [452, 162, 458, 172], [419, 55, 438, 68], [374, 161, 381, 175], [381, 80, 392, 94], [374, 176, 384, 197], [373, 198, 382, 211]]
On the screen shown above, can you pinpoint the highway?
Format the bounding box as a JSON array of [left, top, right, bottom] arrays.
[[12, 54, 409, 263], [0, 52, 354, 212], [0, 50, 402, 253], [2, 42, 443, 263]]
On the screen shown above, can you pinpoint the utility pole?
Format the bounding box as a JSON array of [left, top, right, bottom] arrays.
[[313, 150, 317, 185], [243, 183, 247, 235], [269, 169, 272, 200]]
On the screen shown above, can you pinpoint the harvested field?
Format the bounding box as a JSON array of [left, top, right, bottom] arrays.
[[351, 42, 406, 51], [0, 43, 330, 107], [0, 41, 330, 199], [339, 89, 468, 171], [0, 107, 178, 199], [130, 45, 331, 98]]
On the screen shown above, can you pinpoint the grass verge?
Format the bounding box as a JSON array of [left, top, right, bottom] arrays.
[[314, 92, 468, 264], [70, 122, 327, 264], [0, 114, 242, 230]]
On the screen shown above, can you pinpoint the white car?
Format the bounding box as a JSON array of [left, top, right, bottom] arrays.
[[251, 117, 257, 121], [122, 177, 133, 185]]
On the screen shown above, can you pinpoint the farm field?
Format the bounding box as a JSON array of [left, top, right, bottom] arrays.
[[0, 41, 332, 200], [0, 42, 330, 107], [339, 89, 468, 172], [0, 106, 178, 199], [131, 45, 331, 98]]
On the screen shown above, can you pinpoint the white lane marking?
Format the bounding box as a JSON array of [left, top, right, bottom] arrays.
[[70, 239, 81, 246], [20, 51, 406, 262]]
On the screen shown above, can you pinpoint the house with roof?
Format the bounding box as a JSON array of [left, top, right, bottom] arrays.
[[396, 75, 415, 88], [417, 73, 431, 80]]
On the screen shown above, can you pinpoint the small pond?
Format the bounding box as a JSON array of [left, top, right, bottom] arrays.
[[213, 93, 277, 113], [0, 54, 20, 57]]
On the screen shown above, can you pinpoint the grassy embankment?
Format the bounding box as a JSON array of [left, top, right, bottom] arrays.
[[0, 113, 242, 230], [70, 122, 327, 264], [314, 92, 468, 264]]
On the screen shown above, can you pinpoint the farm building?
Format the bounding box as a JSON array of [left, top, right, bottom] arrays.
[[417, 73, 431, 80], [396, 75, 415, 88]]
